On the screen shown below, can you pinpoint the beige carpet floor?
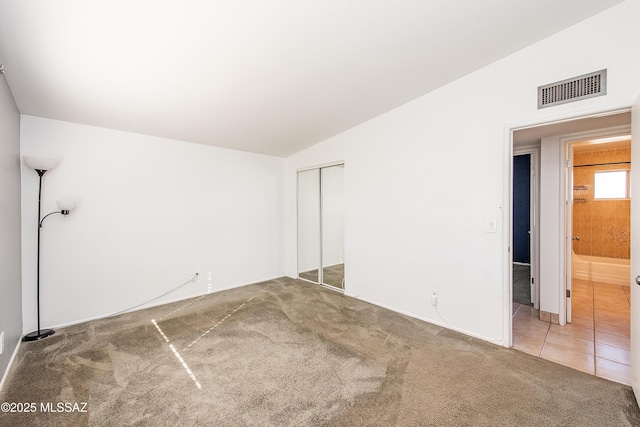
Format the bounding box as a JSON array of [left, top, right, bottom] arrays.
[[1, 277, 639, 426]]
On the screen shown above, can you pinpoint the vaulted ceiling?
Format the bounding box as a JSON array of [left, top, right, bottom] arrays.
[[0, 1, 624, 157]]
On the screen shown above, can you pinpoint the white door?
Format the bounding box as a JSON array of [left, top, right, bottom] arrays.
[[631, 95, 640, 403]]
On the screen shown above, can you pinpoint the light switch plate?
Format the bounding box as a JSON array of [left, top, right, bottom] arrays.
[[486, 219, 497, 233]]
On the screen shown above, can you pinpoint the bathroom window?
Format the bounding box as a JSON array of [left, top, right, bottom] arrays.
[[594, 170, 629, 199]]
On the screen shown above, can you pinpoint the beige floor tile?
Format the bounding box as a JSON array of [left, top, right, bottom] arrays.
[[544, 330, 594, 355], [595, 309, 630, 320], [572, 306, 593, 319], [572, 279, 593, 289], [596, 343, 631, 365], [594, 309, 630, 320], [572, 282, 593, 291], [514, 305, 542, 320], [594, 300, 629, 307], [571, 289, 593, 298], [595, 330, 630, 351], [593, 297, 627, 306], [595, 294, 629, 302], [593, 291, 627, 300], [572, 283, 593, 290], [512, 332, 544, 357], [569, 315, 594, 330], [596, 302, 629, 312], [593, 281, 623, 289], [549, 323, 594, 341], [540, 342, 595, 374], [571, 297, 593, 310], [571, 292, 592, 300], [513, 312, 550, 330], [593, 285, 625, 294], [513, 320, 549, 341], [594, 311, 630, 325], [572, 281, 593, 290], [594, 303, 630, 315], [595, 357, 631, 386], [513, 277, 631, 384], [594, 321, 630, 338], [594, 294, 629, 305]]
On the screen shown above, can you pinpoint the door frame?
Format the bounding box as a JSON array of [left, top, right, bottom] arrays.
[[504, 103, 632, 348], [630, 95, 640, 404], [513, 147, 540, 309], [558, 126, 631, 325], [296, 161, 345, 292]]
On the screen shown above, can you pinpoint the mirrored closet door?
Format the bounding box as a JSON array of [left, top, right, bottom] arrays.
[[297, 164, 344, 290]]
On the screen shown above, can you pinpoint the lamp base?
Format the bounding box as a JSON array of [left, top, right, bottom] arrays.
[[22, 329, 55, 342]]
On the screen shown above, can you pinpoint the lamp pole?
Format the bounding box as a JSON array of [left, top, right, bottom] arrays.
[[23, 168, 55, 341], [22, 155, 72, 342]]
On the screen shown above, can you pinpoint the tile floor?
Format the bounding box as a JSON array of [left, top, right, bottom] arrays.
[[512, 279, 631, 385]]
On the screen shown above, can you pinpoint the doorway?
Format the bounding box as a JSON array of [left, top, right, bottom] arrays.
[[512, 151, 538, 308], [561, 128, 631, 323], [565, 136, 632, 384], [510, 111, 633, 385]]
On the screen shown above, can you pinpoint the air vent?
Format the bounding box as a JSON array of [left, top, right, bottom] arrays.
[[538, 69, 607, 109]]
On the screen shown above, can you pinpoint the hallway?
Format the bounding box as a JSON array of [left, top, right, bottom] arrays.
[[512, 279, 631, 385]]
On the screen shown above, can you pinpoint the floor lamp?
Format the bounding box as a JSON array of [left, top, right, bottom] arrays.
[[23, 155, 75, 342]]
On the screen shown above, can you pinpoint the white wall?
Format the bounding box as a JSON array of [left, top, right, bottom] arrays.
[[21, 116, 284, 330], [284, 0, 640, 344], [0, 52, 23, 388]]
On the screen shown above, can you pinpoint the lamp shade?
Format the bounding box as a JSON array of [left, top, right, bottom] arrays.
[[24, 155, 60, 171], [56, 198, 76, 212]]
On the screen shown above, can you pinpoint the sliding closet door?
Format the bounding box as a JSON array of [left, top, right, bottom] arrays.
[[321, 165, 345, 289], [297, 169, 321, 283], [297, 164, 345, 289]]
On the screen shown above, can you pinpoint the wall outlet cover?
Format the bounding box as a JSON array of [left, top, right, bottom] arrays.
[[430, 290, 439, 306]]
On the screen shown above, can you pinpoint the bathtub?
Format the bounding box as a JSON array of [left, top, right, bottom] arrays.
[[572, 252, 630, 286]]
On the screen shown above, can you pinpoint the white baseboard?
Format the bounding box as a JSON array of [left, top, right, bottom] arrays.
[[46, 275, 284, 332], [344, 292, 506, 347], [0, 338, 22, 392]]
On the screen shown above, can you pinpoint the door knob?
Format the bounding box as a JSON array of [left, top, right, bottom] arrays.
[[572, 236, 580, 241], [636, 276, 640, 286]]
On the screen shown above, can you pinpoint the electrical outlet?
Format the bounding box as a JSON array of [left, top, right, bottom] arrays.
[[430, 289, 439, 307], [0, 331, 4, 355]]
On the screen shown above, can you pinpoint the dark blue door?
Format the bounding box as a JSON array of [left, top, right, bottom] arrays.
[[513, 154, 531, 264]]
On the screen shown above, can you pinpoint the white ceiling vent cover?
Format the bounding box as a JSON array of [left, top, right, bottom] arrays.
[[538, 69, 607, 109]]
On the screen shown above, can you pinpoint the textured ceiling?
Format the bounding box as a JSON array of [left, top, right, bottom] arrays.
[[0, 0, 624, 157]]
